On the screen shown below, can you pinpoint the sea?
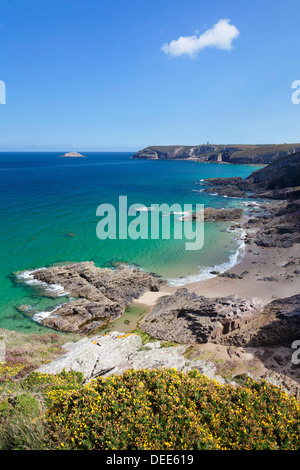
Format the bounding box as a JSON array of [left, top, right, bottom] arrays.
[[0, 152, 261, 333]]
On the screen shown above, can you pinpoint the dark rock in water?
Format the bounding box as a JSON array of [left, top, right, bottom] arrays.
[[202, 177, 244, 186], [17, 262, 167, 334], [280, 240, 294, 248], [202, 186, 247, 198], [16, 305, 32, 312], [184, 207, 243, 222], [141, 288, 263, 344]]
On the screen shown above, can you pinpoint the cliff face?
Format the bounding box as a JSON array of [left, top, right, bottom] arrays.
[[245, 153, 300, 189], [133, 144, 300, 165], [200, 152, 300, 200]]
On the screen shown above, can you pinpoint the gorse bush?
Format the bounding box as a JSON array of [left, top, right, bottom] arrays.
[[39, 369, 300, 450], [1, 364, 300, 450], [0, 367, 84, 450], [22, 369, 84, 399]]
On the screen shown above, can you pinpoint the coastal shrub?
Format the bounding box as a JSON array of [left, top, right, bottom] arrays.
[[42, 369, 300, 450], [0, 392, 41, 450], [22, 369, 84, 400], [0, 368, 84, 450], [1, 367, 299, 450], [0, 393, 39, 419]]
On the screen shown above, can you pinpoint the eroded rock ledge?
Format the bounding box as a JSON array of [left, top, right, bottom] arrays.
[[141, 288, 263, 344], [140, 289, 300, 353], [18, 262, 167, 334], [36, 331, 225, 384]]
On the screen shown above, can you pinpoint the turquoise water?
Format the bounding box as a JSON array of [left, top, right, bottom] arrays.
[[0, 152, 258, 333]]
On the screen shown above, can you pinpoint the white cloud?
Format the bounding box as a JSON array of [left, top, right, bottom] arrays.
[[161, 19, 240, 58]]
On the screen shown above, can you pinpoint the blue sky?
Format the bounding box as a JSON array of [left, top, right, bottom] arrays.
[[0, 0, 299, 151]]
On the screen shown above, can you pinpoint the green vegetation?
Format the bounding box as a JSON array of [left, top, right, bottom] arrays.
[[131, 328, 158, 344], [1, 328, 300, 450], [1, 363, 300, 450]]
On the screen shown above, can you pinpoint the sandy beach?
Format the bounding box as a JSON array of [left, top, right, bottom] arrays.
[[170, 241, 300, 303], [134, 219, 300, 307]]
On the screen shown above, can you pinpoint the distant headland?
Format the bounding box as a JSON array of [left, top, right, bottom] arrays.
[[58, 151, 86, 158], [133, 143, 300, 165]]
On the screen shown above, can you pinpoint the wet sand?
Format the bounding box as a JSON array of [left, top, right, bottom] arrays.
[[173, 241, 300, 304], [134, 225, 299, 307]]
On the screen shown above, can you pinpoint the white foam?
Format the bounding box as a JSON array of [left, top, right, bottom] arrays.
[[239, 201, 260, 207], [167, 227, 246, 287], [32, 304, 63, 323], [16, 268, 69, 297], [172, 211, 192, 215], [134, 206, 155, 212]]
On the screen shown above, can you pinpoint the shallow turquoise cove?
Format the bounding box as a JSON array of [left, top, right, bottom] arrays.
[[0, 152, 260, 332]]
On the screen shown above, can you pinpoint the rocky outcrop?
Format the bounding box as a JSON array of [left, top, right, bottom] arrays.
[[17, 262, 167, 334], [245, 153, 300, 190], [133, 144, 300, 165], [200, 176, 248, 198], [203, 186, 247, 198], [200, 153, 300, 201], [244, 201, 300, 248], [36, 331, 225, 384], [141, 289, 263, 344], [184, 207, 243, 222], [201, 177, 244, 186], [218, 294, 300, 348], [140, 289, 300, 353]]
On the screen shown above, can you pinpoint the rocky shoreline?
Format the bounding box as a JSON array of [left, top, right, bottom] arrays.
[[13, 153, 300, 398], [16, 263, 167, 334], [15, 199, 300, 397]]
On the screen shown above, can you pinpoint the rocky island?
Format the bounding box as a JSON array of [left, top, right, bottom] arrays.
[[58, 151, 86, 157]]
